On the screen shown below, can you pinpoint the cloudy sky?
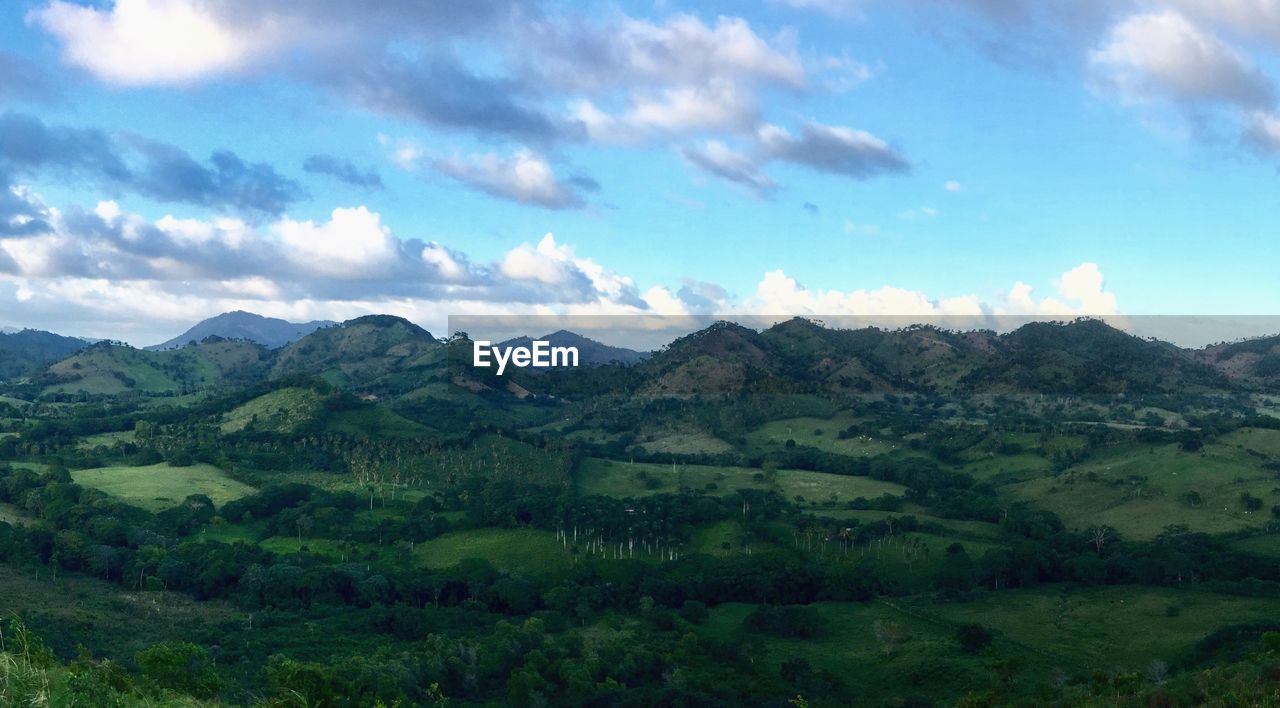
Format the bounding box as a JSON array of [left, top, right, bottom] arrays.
[[1, 0, 1279, 345]]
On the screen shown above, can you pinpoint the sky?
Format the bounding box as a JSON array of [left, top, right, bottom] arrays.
[[1, 0, 1279, 346]]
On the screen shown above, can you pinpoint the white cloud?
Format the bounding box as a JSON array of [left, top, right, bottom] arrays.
[[1246, 109, 1280, 151], [1001, 262, 1118, 315], [499, 233, 583, 286], [1089, 10, 1274, 108], [28, 0, 285, 86], [680, 140, 776, 196], [758, 122, 909, 178], [275, 206, 398, 278], [377, 133, 426, 171], [434, 150, 590, 209], [944, 180, 963, 192]]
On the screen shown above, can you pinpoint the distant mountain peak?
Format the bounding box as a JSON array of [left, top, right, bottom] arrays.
[[149, 311, 336, 351], [497, 330, 648, 366]]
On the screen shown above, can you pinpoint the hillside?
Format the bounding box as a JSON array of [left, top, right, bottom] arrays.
[[1201, 334, 1280, 386], [0, 329, 91, 381], [148, 311, 335, 351], [269, 315, 444, 393], [39, 338, 269, 397], [606, 317, 1244, 398]]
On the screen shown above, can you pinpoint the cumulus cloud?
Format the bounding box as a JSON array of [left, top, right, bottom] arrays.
[[0, 112, 306, 218], [302, 155, 383, 190], [1002, 262, 1118, 315], [434, 150, 595, 209], [747, 269, 985, 317], [0, 188, 1123, 343], [758, 122, 910, 178]]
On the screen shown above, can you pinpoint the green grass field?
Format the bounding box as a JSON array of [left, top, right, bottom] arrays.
[[71, 463, 256, 512], [746, 415, 899, 457], [76, 430, 136, 449], [414, 528, 569, 576], [817, 508, 1007, 540], [700, 601, 1001, 701], [931, 585, 1280, 670], [577, 457, 907, 505], [1220, 426, 1280, 458], [1004, 440, 1279, 538], [632, 430, 735, 455]]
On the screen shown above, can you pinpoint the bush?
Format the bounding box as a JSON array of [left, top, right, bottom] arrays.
[[956, 623, 994, 653], [679, 600, 708, 624], [136, 641, 220, 698]]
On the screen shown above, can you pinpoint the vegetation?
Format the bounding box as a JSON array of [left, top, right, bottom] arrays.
[[0, 315, 1278, 705]]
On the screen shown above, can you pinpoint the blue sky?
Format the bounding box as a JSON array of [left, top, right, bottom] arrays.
[[1, 0, 1279, 344]]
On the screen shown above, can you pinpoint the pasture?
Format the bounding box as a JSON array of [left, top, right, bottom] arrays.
[[71, 463, 256, 512], [1004, 441, 1280, 538], [414, 528, 570, 576], [747, 415, 898, 457]]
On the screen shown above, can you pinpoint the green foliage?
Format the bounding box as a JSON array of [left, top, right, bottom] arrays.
[[135, 641, 220, 698]]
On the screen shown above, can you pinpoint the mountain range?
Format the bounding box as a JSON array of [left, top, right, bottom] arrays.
[[147, 311, 335, 351], [2, 313, 1280, 399]]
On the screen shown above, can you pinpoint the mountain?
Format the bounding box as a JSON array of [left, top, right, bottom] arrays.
[[962, 319, 1229, 394], [0, 327, 19, 334], [498, 330, 648, 366], [148, 311, 335, 351], [39, 338, 270, 396], [0, 328, 92, 380], [581, 317, 1247, 398], [269, 315, 443, 393]]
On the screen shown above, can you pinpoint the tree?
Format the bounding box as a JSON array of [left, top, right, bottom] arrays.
[[135, 642, 220, 698], [872, 619, 905, 658], [1088, 526, 1112, 555]]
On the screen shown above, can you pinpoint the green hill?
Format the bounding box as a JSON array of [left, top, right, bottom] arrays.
[[268, 315, 444, 393], [39, 338, 268, 397]]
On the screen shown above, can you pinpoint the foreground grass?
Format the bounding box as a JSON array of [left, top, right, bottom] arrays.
[[71, 463, 256, 512]]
